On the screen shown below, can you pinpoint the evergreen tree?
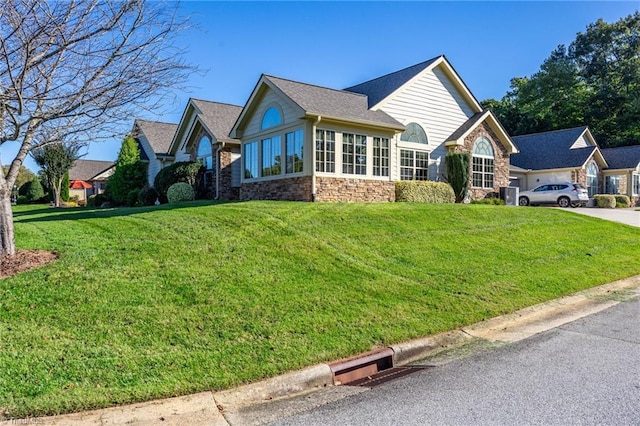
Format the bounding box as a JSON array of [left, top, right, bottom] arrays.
[[107, 137, 148, 205]]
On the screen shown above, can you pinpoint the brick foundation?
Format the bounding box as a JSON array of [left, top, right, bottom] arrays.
[[315, 177, 395, 202]]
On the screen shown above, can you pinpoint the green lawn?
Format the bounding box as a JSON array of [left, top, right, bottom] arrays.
[[2, 201, 639, 418]]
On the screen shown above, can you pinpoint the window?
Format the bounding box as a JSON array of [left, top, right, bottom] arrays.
[[244, 141, 258, 179], [472, 137, 494, 188], [315, 130, 335, 173], [400, 123, 428, 145], [342, 133, 365, 174], [286, 130, 304, 174], [400, 149, 429, 180], [261, 136, 282, 177], [261, 107, 282, 130], [605, 175, 620, 194], [373, 137, 389, 177], [197, 136, 213, 170], [634, 174, 640, 196], [586, 162, 598, 197]]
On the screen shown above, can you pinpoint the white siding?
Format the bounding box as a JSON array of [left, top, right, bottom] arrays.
[[243, 88, 301, 138], [147, 158, 163, 187], [570, 134, 591, 149], [378, 67, 476, 181]]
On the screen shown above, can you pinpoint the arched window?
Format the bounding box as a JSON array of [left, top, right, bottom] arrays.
[[197, 136, 213, 170], [472, 136, 494, 188], [587, 162, 598, 197], [261, 107, 282, 130], [400, 123, 428, 144]]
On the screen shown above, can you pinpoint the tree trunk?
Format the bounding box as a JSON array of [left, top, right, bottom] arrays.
[[0, 192, 16, 256]]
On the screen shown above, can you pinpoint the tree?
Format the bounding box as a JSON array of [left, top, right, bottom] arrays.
[[107, 137, 147, 205], [23, 178, 44, 203], [2, 165, 35, 191], [31, 143, 84, 207], [445, 152, 470, 203], [485, 12, 640, 147], [0, 0, 194, 255]]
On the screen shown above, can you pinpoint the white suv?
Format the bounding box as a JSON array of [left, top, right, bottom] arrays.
[[519, 182, 589, 208]]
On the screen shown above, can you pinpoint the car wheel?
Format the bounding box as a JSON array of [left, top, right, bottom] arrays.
[[519, 196, 529, 206], [558, 196, 570, 208]]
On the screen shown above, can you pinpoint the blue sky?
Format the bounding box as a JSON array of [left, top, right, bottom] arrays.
[[5, 1, 639, 172]]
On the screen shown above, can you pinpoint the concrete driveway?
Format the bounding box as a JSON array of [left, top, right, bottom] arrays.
[[566, 207, 640, 227]]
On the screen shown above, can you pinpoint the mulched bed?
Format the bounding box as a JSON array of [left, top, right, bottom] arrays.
[[0, 250, 58, 278]]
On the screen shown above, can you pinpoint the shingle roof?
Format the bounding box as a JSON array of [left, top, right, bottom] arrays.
[[191, 99, 243, 142], [344, 57, 441, 108], [135, 120, 178, 156], [69, 159, 115, 181], [265, 75, 404, 129], [510, 127, 593, 170], [446, 111, 487, 141], [601, 145, 640, 170]]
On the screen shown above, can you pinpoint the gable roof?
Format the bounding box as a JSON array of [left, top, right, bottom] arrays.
[[510, 127, 606, 170], [445, 110, 518, 154], [191, 99, 243, 143], [134, 119, 177, 156], [601, 145, 640, 170], [69, 159, 115, 181], [344, 55, 482, 112], [231, 75, 404, 137]]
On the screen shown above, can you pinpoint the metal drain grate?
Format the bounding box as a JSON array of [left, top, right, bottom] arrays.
[[344, 366, 434, 387]]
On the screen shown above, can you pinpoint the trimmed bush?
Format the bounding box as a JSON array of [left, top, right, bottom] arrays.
[[154, 162, 202, 203], [87, 194, 96, 208], [138, 187, 159, 206], [614, 194, 631, 208], [594, 194, 616, 208], [94, 193, 108, 208], [126, 189, 141, 207], [471, 197, 505, 205], [167, 182, 195, 203], [17, 195, 28, 205], [23, 179, 45, 202], [395, 181, 455, 203], [445, 151, 470, 203]]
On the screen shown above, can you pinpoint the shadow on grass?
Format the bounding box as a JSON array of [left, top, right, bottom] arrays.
[[14, 200, 243, 223]]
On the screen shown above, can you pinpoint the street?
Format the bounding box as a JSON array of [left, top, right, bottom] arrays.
[[271, 296, 640, 425]]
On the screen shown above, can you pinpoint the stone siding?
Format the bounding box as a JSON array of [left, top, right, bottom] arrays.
[[240, 176, 313, 201], [315, 177, 395, 202], [219, 148, 239, 200], [453, 122, 510, 200]]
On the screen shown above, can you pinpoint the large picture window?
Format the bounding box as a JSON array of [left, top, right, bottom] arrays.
[[315, 130, 335, 173], [605, 175, 620, 194], [261, 136, 282, 177], [400, 149, 429, 180], [373, 137, 389, 177], [586, 162, 598, 197], [286, 130, 304, 174], [472, 137, 494, 188], [244, 141, 258, 179]]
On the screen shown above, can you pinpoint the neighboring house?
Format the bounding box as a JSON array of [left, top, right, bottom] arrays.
[[167, 99, 244, 199], [228, 55, 518, 202], [68, 159, 116, 201], [600, 145, 640, 205], [131, 119, 178, 187]]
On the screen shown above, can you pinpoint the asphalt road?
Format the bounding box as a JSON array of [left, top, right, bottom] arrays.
[[271, 296, 640, 426]]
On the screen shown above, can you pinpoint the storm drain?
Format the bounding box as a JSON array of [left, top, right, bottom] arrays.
[[344, 366, 434, 387]]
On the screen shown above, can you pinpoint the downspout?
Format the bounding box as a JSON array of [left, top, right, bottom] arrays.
[[311, 116, 322, 202], [215, 141, 225, 200]]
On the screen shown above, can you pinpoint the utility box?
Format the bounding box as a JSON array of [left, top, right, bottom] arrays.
[[500, 186, 519, 206]]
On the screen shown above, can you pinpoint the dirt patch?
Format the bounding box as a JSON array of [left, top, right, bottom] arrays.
[[0, 250, 58, 278]]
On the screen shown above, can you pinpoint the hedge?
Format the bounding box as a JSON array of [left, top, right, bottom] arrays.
[[614, 194, 631, 208], [594, 194, 616, 208], [395, 181, 455, 203], [167, 182, 195, 203]]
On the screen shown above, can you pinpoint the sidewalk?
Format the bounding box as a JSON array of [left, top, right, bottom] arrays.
[[3, 275, 639, 426]]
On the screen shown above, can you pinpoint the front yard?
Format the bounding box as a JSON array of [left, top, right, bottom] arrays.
[[2, 201, 639, 418]]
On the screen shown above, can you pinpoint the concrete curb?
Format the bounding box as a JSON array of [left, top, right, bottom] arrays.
[[7, 275, 640, 425]]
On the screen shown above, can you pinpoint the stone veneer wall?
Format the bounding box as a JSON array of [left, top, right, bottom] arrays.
[[453, 122, 510, 199], [218, 148, 239, 200], [315, 177, 395, 202], [240, 176, 313, 201]]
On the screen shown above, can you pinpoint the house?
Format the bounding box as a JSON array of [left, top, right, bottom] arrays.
[[600, 145, 640, 205], [509, 126, 640, 205], [131, 119, 178, 187], [68, 159, 116, 201], [166, 99, 244, 199], [225, 55, 518, 202]]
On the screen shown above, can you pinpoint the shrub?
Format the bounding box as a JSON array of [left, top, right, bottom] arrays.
[[167, 182, 195, 203], [94, 193, 108, 208], [395, 181, 455, 203], [23, 179, 45, 202], [17, 195, 28, 205], [154, 162, 202, 203], [471, 197, 505, 205], [594, 194, 616, 208], [445, 152, 470, 203], [138, 186, 159, 206], [87, 194, 96, 208], [69, 195, 80, 202], [126, 189, 141, 207], [614, 195, 631, 208]]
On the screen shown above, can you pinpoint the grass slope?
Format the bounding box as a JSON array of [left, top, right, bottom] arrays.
[[2, 201, 639, 417]]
